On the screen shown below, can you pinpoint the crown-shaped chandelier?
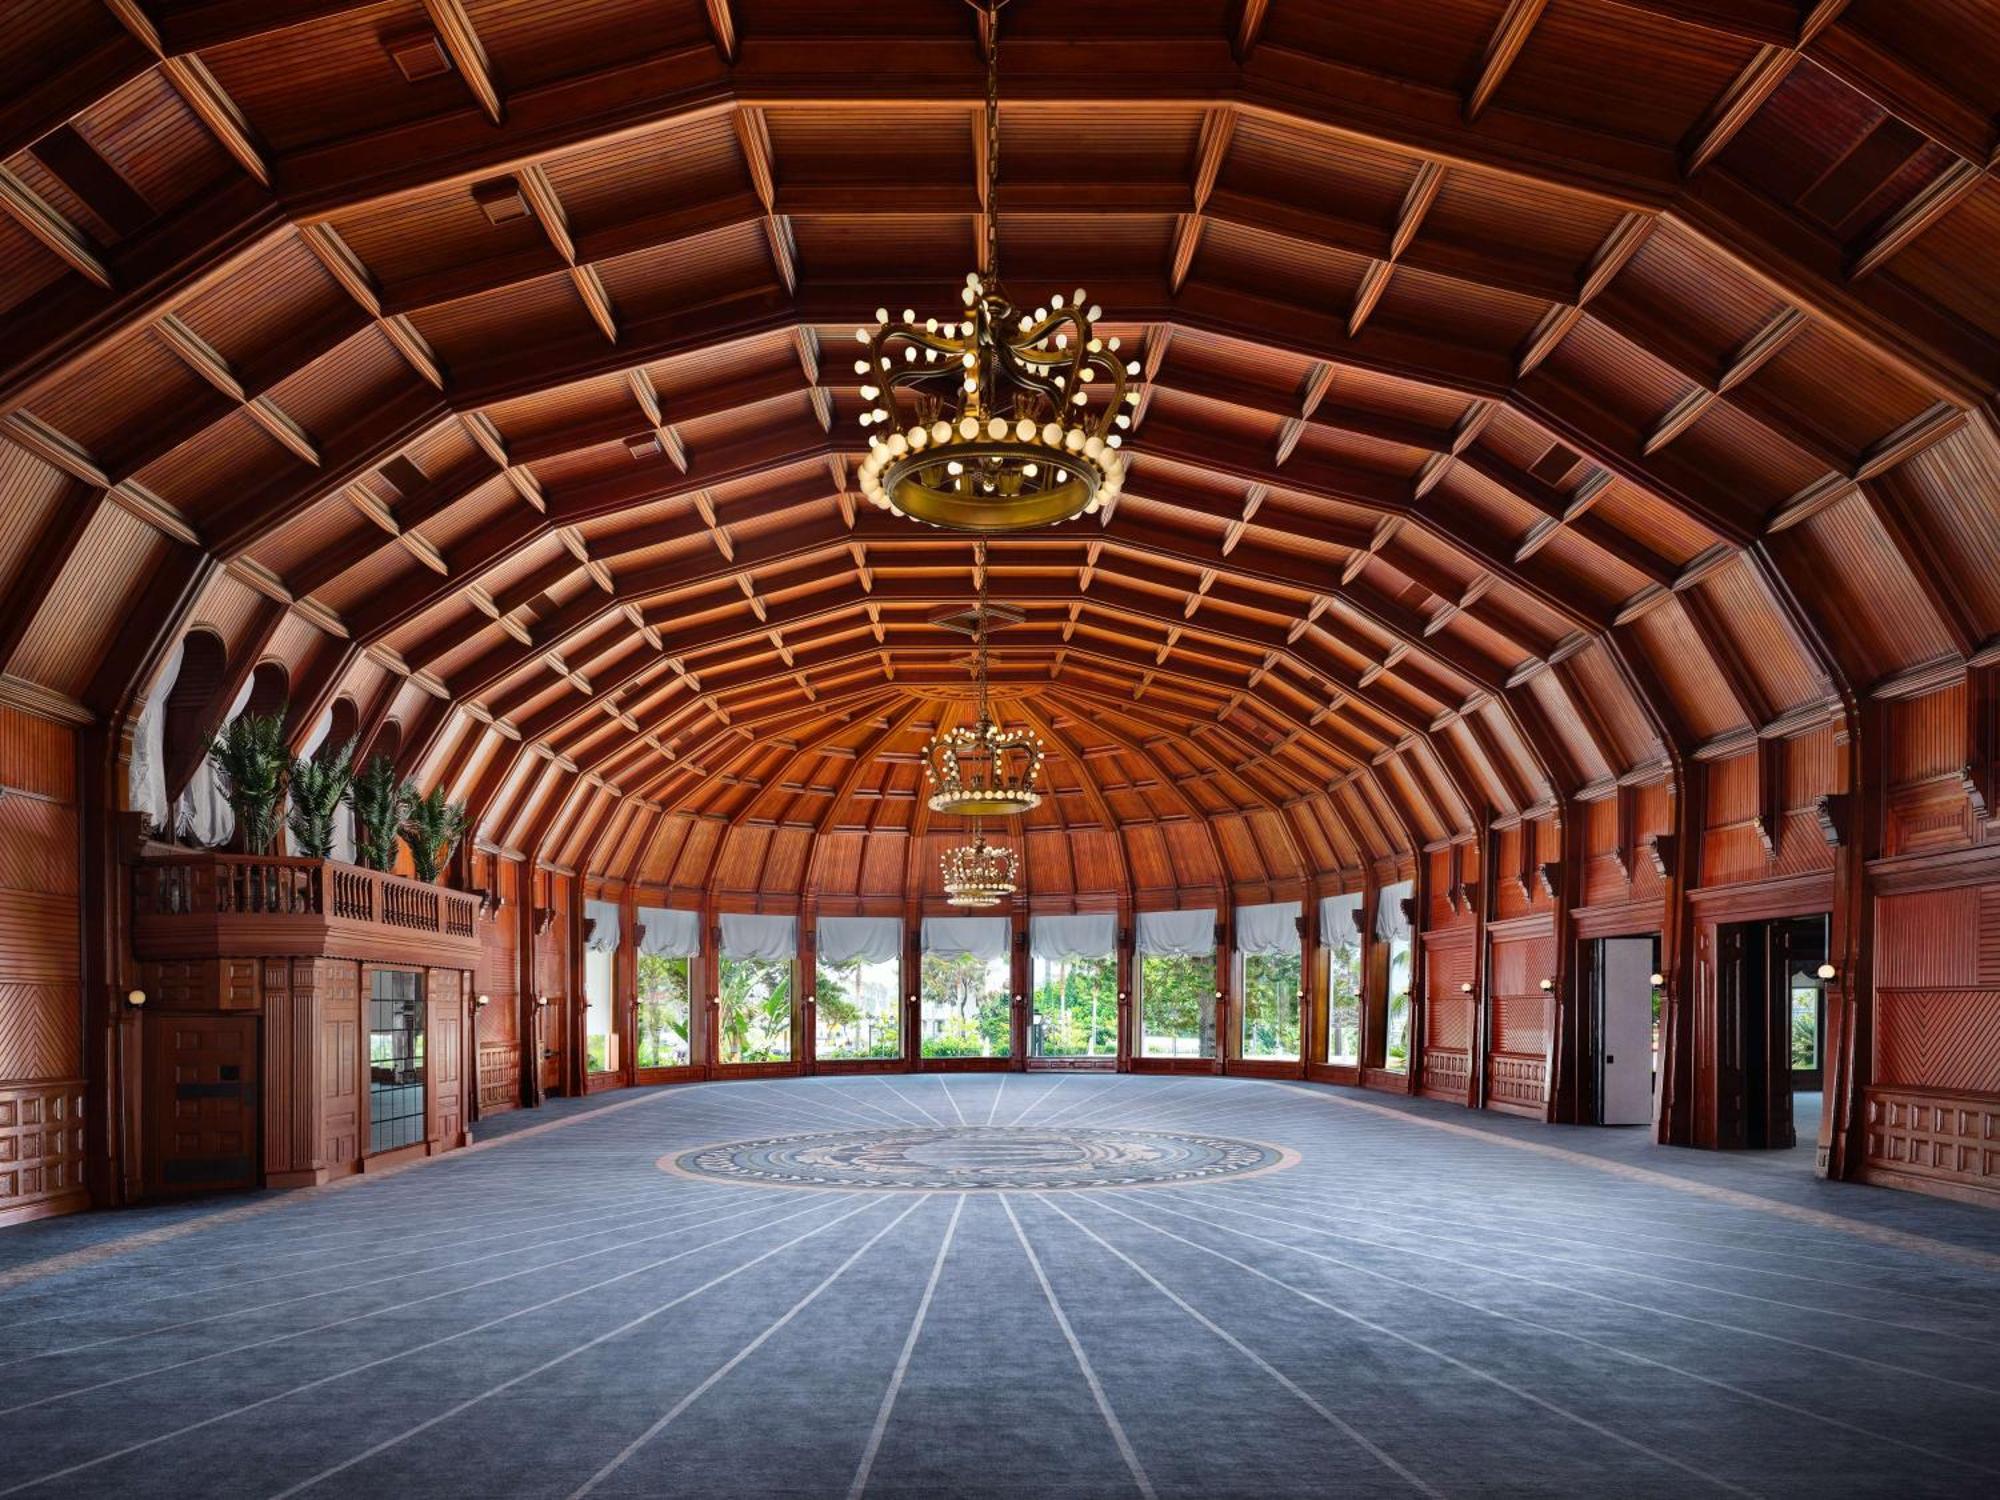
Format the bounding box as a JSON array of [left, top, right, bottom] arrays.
[[923, 548, 1043, 815], [942, 827, 1018, 908], [851, 1, 1140, 533]]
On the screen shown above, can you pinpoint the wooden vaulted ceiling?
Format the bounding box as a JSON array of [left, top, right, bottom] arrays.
[[2, 0, 1998, 899]]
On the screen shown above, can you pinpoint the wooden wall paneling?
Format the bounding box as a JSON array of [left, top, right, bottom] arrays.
[[319, 958, 360, 1172], [0, 705, 86, 1223], [1486, 918, 1557, 1116]]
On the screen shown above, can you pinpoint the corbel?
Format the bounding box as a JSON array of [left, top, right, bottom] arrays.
[[1811, 792, 1851, 848], [533, 905, 557, 938], [1535, 860, 1562, 902], [1644, 832, 1676, 881], [1612, 781, 1636, 886], [1755, 735, 1783, 861]]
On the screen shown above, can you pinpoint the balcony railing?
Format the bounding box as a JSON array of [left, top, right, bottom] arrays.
[[134, 853, 480, 964]]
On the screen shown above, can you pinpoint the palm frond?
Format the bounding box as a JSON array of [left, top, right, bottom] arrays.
[[400, 783, 468, 883], [351, 755, 411, 871], [207, 711, 291, 854], [287, 739, 356, 859]]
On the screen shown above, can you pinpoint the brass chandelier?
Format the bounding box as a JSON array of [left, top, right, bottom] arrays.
[[929, 544, 1036, 905], [940, 827, 1019, 909], [851, 0, 1140, 533], [922, 553, 1042, 818]]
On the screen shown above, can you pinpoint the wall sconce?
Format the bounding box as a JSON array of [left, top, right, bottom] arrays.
[[535, 994, 552, 1008], [125, 988, 147, 1008], [1649, 972, 1665, 987], [1538, 978, 1554, 992], [1117, 991, 1128, 1002], [1816, 962, 1837, 981], [474, 993, 491, 1008], [1459, 982, 1473, 994]]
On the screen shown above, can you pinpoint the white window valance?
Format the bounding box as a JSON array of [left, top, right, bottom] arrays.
[[720, 913, 798, 961], [636, 906, 701, 958], [1030, 913, 1116, 960], [1136, 908, 1215, 957], [922, 915, 1010, 960], [584, 899, 622, 953], [1319, 892, 1363, 949], [816, 915, 902, 966], [1235, 902, 1301, 957], [1375, 881, 1414, 941]]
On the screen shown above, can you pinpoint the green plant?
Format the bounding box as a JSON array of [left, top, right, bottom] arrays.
[[351, 755, 410, 872], [286, 739, 355, 859], [401, 784, 468, 883], [207, 711, 291, 854]]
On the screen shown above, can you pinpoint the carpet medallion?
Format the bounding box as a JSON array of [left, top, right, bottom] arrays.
[[666, 1124, 1295, 1191]]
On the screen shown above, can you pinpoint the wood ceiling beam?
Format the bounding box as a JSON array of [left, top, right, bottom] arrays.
[[1465, 1, 1548, 123]]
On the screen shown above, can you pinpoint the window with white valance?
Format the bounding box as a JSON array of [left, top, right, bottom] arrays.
[[584, 899, 622, 954], [636, 907, 702, 958], [1320, 892, 1364, 1066], [920, 916, 1011, 1059], [1234, 902, 1300, 956], [1236, 903, 1302, 1061], [816, 915, 903, 966], [634, 907, 697, 1069], [1318, 893, 1362, 948], [1030, 914, 1117, 1061], [720, 913, 798, 961], [1374, 881, 1414, 941], [1375, 881, 1415, 1072], [1136, 909, 1217, 1059], [1135, 908, 1215, 956], [921, 916, 1010, 959], [1029, 913, 1116, 960], [815, 916, 903, 1063]]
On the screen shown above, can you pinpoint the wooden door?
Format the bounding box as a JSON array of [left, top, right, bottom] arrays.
[[539, 998, 565, 1094], [147, 1015, 259, 1195]]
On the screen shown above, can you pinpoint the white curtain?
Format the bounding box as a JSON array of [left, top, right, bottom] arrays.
[[720, 913, 797, 961], [816, 915, 902, 966], [175, 670, 254, 848], [1235, 902, 1301, 956], [1136, 908, 1215, 957], [636, 906, 701, 958], [921, 915, 1010, 960], [1030, 913, 1116, 960], [1375, 880, 1414, 941], [584, 899, 622, 953], [1319, 892, 1363, 948], [128, 638, 182, 830]]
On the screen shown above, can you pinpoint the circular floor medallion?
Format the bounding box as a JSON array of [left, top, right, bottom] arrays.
[[665, 1124, 1296, 1192]]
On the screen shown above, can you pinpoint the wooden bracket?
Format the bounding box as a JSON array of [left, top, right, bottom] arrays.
[[1612, 782, 1637, 887], [580, 916, 598, 947], [1811, 792, 1851, 848], [1535, 860, 1562, 901], [533, 905, 556, 937], [1755, 736, 1783, 862], [1644, 832, 1676, 881]]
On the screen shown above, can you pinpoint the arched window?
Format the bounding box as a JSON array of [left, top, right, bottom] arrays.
[[243, 660, 288, 723], [315, 697, 358, 763], [161, 630, 225, 809]]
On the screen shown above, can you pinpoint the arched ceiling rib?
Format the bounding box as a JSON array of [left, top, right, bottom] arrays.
[[3, 0, 1998, 897]]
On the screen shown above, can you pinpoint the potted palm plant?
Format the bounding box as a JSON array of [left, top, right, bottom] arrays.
[[207, 712, 290, 854], [401, 784, 468, 883], [287, 738, 355, 859], [352, 755, 410, 872]]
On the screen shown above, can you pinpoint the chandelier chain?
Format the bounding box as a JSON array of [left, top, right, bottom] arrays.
[[983, 0, 1001, 283]]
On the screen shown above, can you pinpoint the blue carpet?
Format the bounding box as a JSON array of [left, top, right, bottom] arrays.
[[2, 1075, 1998, 1498]]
